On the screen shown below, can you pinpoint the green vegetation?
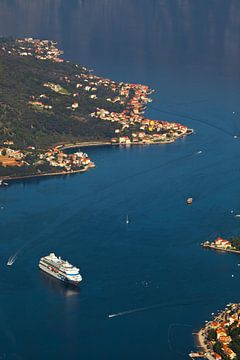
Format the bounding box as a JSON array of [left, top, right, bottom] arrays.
[[229, 326, 240, 359], [0, 38, 127, 149], [213, 342, 229, 360], [207, 328, 217, 341], [43, 82, 70, 95], [230, 237, 240, 250]]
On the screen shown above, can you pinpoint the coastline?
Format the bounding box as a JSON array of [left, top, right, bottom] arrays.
[[1, 130, 193, 183], [61, 140, 175, 150], [0, 164, 95, 182], [0, 37, 194, 185], [58, 141, 111, 151], [0, 135, 191, 183], [189, 330, 213, 360], [191, 303, 240, 360], [197, 329, 208, 352], [58, 135, 188, 151], [201, 243, 240, 254]]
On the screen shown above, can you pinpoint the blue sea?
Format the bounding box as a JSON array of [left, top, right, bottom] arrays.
[[0, 1, 240, 359]]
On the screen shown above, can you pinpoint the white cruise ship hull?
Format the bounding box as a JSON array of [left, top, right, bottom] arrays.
[[39, 262, 81, 286]]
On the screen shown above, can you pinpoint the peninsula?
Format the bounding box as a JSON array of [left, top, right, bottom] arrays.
[[190, 303, 240, 360], [202, 236, 240, 255], [0, 37, 192, 180]]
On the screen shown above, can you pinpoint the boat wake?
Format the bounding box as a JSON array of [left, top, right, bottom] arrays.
[[108, 296, 213, 319], [7, 253, 19, 266], [108, 306, 153, 318], [108, 302, 169, 318]]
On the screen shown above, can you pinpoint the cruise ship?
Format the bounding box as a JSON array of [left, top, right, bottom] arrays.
[[39, 253, 82, 286]]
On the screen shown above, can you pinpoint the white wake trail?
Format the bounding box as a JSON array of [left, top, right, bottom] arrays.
[[7, 252, 19, 266], [108, 305, 160, 318]]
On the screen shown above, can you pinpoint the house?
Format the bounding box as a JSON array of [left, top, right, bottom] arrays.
[[218, 335, 231, 345], [216, 328, 227, 339], [222, 346, 236, 360], [3, 140, 14, 145], [214, 237, 232, 249], [229, 314, 239, 325], [71, 102, 79, 109], [212, 352, 222, 360], [210, 322, 220, 329]]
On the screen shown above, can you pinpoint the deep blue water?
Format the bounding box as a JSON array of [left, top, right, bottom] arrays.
[[1, 1, 240, 359]]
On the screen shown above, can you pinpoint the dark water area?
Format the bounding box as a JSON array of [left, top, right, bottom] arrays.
[[0, 1, 240, 359]]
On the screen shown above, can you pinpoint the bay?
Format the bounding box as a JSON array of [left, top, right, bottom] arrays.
[[0, 1, 240, 359]]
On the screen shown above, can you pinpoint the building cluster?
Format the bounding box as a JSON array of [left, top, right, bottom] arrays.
[[28, 98, 52, 110], [213, 237, 232, 249], [0, 147, 26, 167], [0, 38, 64, 63], [39, 148, 94, 172], [0, 144, 94, 173], [202, 237, 234, 251], [203, 304, 240, 360], [90, 82, 191, 144], [28, 82, 70, 110], [2, 38, 191, 143]]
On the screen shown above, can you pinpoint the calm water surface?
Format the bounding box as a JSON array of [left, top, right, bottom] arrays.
[[0, 1, 240, 359]]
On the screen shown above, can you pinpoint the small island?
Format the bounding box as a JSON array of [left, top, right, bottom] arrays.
[[190, 303, 240, 360], [0, 37, 193, 181], [201, 236, 240, 255]]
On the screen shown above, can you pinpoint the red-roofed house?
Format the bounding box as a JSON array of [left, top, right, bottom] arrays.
[[214, 237, 232, 249]]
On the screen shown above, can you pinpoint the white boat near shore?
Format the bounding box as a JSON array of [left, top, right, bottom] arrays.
[[0, 180, 8, 186]]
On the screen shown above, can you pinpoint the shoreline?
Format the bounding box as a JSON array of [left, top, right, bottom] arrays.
[[197, 330, 208, 352], [189, 330, 213, 360], [191, 304, 240, 360], [58, 141, 111, 150], [201, 243, 240, 254], [0, 164, 94, 182], [58, 129, 193, 150], [58, 136, 188, 151], [0, 135, 191, 183], [1, 130, 193, 183]]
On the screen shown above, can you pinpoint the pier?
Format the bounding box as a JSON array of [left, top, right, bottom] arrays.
[[189, 352, 215, 360], [189, 352, 206, 358]]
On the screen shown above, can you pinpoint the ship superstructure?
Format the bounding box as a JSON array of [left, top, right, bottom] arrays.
[[39, 253, 82, 286]]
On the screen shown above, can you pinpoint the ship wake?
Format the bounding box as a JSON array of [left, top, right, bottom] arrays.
[[7, 253, 19, 266]]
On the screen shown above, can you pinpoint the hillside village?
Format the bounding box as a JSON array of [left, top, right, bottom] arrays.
[[0, 145, 95, 179], [0, 37, 192, 179]]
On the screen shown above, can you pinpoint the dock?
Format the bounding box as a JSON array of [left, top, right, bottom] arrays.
[[189, 352, 205, 358], [189, 352, 215, 360]]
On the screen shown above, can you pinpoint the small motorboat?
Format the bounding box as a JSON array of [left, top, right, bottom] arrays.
[[125, 215, 130, 224], [0, 180, 8, 186], [186, 197, 193, 205]]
